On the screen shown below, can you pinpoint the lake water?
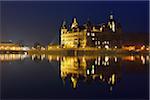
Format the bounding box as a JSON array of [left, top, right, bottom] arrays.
[[1, 54, 149, 99]]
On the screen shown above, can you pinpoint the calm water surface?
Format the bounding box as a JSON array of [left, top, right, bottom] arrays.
[[1, 54, 149, 99]]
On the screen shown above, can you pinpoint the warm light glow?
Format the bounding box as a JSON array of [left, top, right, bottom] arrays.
[[91, 69, 94, 74], [91, 33, 95, 36], [92, 38, 95, 40], [95, 60, 97, 64], [146, 56, 149, 61], [105, 45, 109, 49], [105, 56, 109, 62], [111, 74, 115, 85], [141, 56, 145, 64], [123, 56, 135, 61], [141, 45, 145, 50], [100, 27, 103, 32], [123, 46, 135, 51], [95, 41, 97, 45], [41, 54, 46, 60], [57, 56, 59, 61], [114, 57, 117, 62], [87, 32, 90, 36], [100, 75, 103, 80], [0, 54, 27, 61], [112, 21, 115, 32], [87, 69, 90, 75], [22, 47, 30, 51], [71, 77, 77, 89]]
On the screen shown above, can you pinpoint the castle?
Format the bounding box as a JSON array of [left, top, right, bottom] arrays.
[[60, 14, 122, 49]]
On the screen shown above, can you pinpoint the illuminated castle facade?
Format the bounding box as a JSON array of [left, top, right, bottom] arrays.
[[60, 14, 122, 49]]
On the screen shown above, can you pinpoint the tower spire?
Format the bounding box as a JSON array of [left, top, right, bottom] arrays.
[[109, 12, 114, 20], [71, 17, 78, 29], [61, 20, 67, 29]]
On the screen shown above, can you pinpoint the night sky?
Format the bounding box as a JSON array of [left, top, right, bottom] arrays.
[[1, 1, 149, 45]]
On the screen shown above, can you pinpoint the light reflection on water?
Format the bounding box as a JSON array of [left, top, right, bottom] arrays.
[[1, 54, 148, 65], [1, 54, 149, 99], [0, 54, 29, 61], [60, 56, 121, 90]]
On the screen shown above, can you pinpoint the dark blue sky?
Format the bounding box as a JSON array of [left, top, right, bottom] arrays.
[[1, 1, 149, 45]]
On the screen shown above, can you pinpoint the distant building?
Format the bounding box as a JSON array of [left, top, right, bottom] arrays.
[[32, 42, 45, 50], [60, 14, 122, 49], [0, 42, 30, 53], [47, 43, 60, 50]]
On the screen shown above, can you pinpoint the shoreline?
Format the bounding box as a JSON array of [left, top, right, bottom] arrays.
[[0, 48, 149, 56], [28, 49, 149, 56]]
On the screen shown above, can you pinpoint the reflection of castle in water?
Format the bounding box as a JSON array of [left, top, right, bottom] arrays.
[[60, 56, 122, 90], [60, 55, 149, 90]]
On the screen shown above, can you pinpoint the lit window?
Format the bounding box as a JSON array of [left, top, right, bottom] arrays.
[[87, 69, 90, 75], [92, 38, 95, 40], [100, 27, 103, 32], [87, 32, 90, 36], [98, 41, 100, 45], [105, 45, 109, 49], [107, 41, 109, 44], [95, 41, 97, 45], [112, 22, 115, 32], [114, 46, 117, 48], [91, 33, 95, 36]]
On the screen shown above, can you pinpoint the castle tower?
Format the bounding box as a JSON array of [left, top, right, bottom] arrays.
[[110, 14, 113, 20], [108, 13, 116, 32], [71, 18, 78, 29], [60, 20, 68, 46], [61, 20, 67, 34]]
